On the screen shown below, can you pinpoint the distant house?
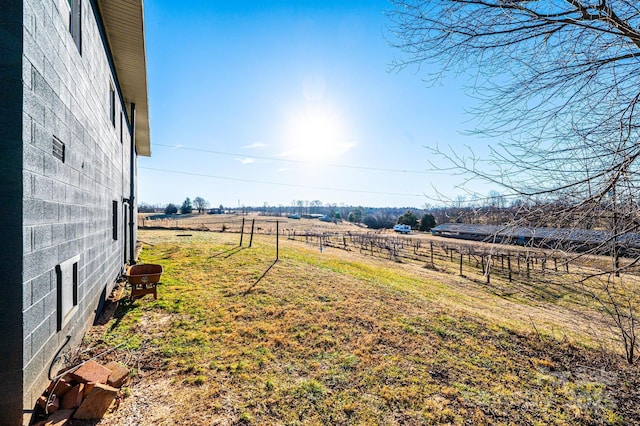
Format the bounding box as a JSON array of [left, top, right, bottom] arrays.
[[0, 0, 151, 422], [302, 213, 324, 219]]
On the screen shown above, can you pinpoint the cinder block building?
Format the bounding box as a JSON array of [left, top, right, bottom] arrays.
[[0, 0, 151, 423]]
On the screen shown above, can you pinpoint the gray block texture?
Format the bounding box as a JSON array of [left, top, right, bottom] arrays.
[[14, 0, 138, 422]]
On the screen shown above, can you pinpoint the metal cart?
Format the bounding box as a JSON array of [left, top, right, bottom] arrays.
[[126, 264, 163, 301]]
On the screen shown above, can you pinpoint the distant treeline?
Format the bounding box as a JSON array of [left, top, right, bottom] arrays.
[[140, 197, 599, 231]]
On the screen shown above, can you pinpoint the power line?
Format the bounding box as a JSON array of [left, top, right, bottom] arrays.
[[154, 143, 430, 174], [139, 166, 425, 197]]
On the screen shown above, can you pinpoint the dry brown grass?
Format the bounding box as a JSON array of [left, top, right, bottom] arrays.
[[78, 230, 639, 425], [138, 212, 365, 235]]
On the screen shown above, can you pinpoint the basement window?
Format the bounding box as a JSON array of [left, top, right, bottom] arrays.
[[112, 200, 118, 240], [56, 255, 79, 331], [68, 0, 81, 53]]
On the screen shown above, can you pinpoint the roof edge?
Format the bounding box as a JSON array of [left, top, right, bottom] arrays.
[[97, 0, 151, 156]]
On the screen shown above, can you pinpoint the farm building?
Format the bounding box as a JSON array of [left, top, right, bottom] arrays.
[[431, 223, 640, 254], [0, 0, 150, 423]]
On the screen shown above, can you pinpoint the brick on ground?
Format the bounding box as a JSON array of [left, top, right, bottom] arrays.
[[61, 383, 84, 409], [46, 378, 73, 397], [70, 360, 112, 384], [73, 383, 118, 420], [44, 409, 74, 426], [105, 361, 129, 388], [37, 395, 59, 413]]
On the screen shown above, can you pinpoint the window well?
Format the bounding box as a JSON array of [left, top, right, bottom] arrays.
[[56, 254, 79, 331]]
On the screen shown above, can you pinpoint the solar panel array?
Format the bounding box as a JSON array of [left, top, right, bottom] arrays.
[[431, 223, 640, 248]]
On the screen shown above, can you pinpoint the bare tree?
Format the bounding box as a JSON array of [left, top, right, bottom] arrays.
[[193, 196, 209, 214], [387, 0, 640, 363]]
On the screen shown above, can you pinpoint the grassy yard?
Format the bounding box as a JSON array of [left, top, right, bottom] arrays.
[[84, 230, 639, 425]]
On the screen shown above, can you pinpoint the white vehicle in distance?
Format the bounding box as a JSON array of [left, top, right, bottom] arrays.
[[393, 224, 411, 234]]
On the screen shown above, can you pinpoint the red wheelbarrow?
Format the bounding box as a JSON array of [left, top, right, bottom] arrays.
[[126, 264, 163, 301]]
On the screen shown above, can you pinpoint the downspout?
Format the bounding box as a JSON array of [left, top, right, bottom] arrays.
[[129, 103, 136, 265]]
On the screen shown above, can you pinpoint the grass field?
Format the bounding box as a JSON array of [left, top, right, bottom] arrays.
[[83, 230, 640, 425], [138, 213, 367, 235]]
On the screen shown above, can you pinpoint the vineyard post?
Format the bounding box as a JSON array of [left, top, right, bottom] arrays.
[[239, 217, 245, 247], [459, 251, 463, 276], [507, 255, 512, 282], [276, 220, 279, 260], [430, 241, 434, 265], [249, 219, 255, 248]]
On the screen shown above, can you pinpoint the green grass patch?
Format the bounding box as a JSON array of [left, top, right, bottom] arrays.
[[84, 230, 639, 425]]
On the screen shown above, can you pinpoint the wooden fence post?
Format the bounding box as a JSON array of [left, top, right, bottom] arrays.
[[240, 217, 245, 246], [430, 242, 434, 266]]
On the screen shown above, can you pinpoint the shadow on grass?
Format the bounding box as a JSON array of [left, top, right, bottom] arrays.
[[242, 259, 279, 295], [95, 295, 138, 332], [211, 246, 247, 259]]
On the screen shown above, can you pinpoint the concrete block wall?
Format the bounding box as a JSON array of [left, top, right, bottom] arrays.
[[0, 2, 27, 424], [21, 0, 133, 416]]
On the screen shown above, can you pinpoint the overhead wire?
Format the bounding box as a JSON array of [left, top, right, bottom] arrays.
[[139, 166, 425, 197], [153, 143, 431, 175]]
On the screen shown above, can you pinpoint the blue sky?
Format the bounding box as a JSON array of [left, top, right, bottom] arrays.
[[139, 0, 496, 209]]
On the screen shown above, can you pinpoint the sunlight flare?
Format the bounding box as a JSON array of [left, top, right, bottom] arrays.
[[283, 106, 355, 162]]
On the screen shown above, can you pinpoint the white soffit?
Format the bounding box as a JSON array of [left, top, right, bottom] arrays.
[[98, 0, 151, 156]]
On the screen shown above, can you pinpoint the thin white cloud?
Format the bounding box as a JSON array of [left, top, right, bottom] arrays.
[[242, 143, 267, 149], [235, 157, 256, 165]]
